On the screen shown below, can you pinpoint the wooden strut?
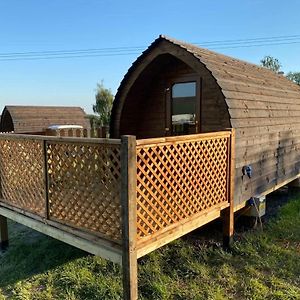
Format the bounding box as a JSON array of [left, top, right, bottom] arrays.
[[222, 128, 235, 249], [121, 136, 138, 300], [0, 206, 122, 263], [0, 215, 9, 251]]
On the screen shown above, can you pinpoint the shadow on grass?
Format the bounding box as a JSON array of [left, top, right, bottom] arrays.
[[137, 188, 300, 300], [0, 221, 86, 287], [0, 188, 299, 300]]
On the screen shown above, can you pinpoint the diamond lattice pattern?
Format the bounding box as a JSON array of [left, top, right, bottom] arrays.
[[136, 137, 229, 239], [0, 139, 45, 216], [47, 142, 122, 241]]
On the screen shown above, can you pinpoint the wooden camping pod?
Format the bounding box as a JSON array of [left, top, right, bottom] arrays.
[[0, 105, 91, 134], [110, 35, 300, 207]]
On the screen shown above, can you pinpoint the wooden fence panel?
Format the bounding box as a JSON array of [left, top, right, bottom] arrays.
[[0, 131, 234, 300], [0, 134, 123, 243], [136, 132, 231, 240], [47, 140, 122, 242], [0, 138, 45, 216]]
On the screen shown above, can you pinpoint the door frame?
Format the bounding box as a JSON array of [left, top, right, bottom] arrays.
[[165, 75, 202, 136]]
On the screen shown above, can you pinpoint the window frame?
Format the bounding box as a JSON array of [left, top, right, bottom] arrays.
[[165, 75, 201, 136]]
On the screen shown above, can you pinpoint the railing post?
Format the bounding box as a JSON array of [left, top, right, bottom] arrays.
[[222, 128, 235, 249], [0, 140, 9, 251], [43, 140, 50, 219], [0, 215, 8, 251], [121, 135, 138, 300]]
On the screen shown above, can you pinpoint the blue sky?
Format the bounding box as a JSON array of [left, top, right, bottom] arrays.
[[1, 0, 300, 114]]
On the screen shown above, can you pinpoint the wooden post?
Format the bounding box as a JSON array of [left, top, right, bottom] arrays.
[[222, 128, 235, 249], [43, 140, 50, 219], [0, 215, 9, 251], [121, 135, 138, 300]]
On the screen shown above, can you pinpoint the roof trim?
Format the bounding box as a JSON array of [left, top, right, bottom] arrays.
[[110, 35, 300, 136], [110, 35, 226, 136]]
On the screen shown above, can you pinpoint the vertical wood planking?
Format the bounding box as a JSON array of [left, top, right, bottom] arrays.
[[198, 77, 203, 133], [0, 215, 9, 250], [43, 140, 50, 219], [222, 128, 235, 248], [121, 135, 138, 300]]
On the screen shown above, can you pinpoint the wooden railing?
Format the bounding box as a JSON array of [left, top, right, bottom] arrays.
[[0, 134, 122, 243], [0, 130, 235, 300], [45, 126, 108, 138], [135, 131, 234, 257]]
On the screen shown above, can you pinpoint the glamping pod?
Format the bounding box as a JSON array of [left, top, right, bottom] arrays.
[[0, 105, 90, 134], [110, 35, 300, 208]]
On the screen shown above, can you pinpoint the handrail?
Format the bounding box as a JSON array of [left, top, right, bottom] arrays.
[[0, 133, 121, 144], [136, 130, 231, 146]]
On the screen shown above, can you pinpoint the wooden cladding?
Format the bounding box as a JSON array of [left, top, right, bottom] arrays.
[[110, 35, 300, 210]]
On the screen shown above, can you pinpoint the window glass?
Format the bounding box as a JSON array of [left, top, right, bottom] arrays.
[[171, 81, 197, 135], [172, 82, 196, 98]]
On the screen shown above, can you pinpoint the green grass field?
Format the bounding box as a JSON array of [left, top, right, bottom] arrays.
[[0, 191, 300, 300]]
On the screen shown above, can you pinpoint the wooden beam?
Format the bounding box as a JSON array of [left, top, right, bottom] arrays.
[[234, 172, 300, 213], [43, 140, 50, 219], [121, 135, 138, 300], [0, 200, 122, 246], [222, 128, 235, 249], [287, 177, 300, 196], [0, 133, 121, 145], [0, 206, 122, 263], [0, 215, 8, 251], [136, 130, 231, 146], [234, 201, 247, 212], [137, 204, 227, 258]]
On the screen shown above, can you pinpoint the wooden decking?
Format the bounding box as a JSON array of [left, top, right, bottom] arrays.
[[0, 130, 235, 300]]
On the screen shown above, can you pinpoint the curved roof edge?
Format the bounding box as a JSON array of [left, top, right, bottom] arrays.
[[111, 35, 300, 135], [0, 105, 91, 133]]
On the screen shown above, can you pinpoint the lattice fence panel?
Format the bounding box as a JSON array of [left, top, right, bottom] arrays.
[[136, 136, 230, 239], [47, 141, 122, 242], [0, 139, 45, 216]]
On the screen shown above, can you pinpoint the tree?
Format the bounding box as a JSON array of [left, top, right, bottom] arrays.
[[286, 72, 300, 86], [86, 114, 100, 129], [260, 55, 282, 72], [92, 81, 114, 127]]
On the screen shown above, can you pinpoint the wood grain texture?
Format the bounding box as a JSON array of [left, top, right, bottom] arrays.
[[110, 35, 300, 207], [136, 132, 231, 240], [0, 138, 46, 216], [0, 134, 123, 243], [222, 128, 235, 248], [0, 206, 122, 263], [121, 136, 138, 300], [0, 105, 91, 133], [47, 140, 122, 242], [137, 204, 227, 258]]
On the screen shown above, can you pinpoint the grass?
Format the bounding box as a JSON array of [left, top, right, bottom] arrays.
[[0, 191, 300, 299]]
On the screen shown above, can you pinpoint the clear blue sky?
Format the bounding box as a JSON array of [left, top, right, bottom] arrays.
[[1, 0, 300, 114]]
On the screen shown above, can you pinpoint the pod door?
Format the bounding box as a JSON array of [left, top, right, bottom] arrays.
[[167, 77, 201, 136]]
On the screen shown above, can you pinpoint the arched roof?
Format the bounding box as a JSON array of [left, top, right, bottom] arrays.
[[111, 35, 300, 136], [0, 105, 90, 133]]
